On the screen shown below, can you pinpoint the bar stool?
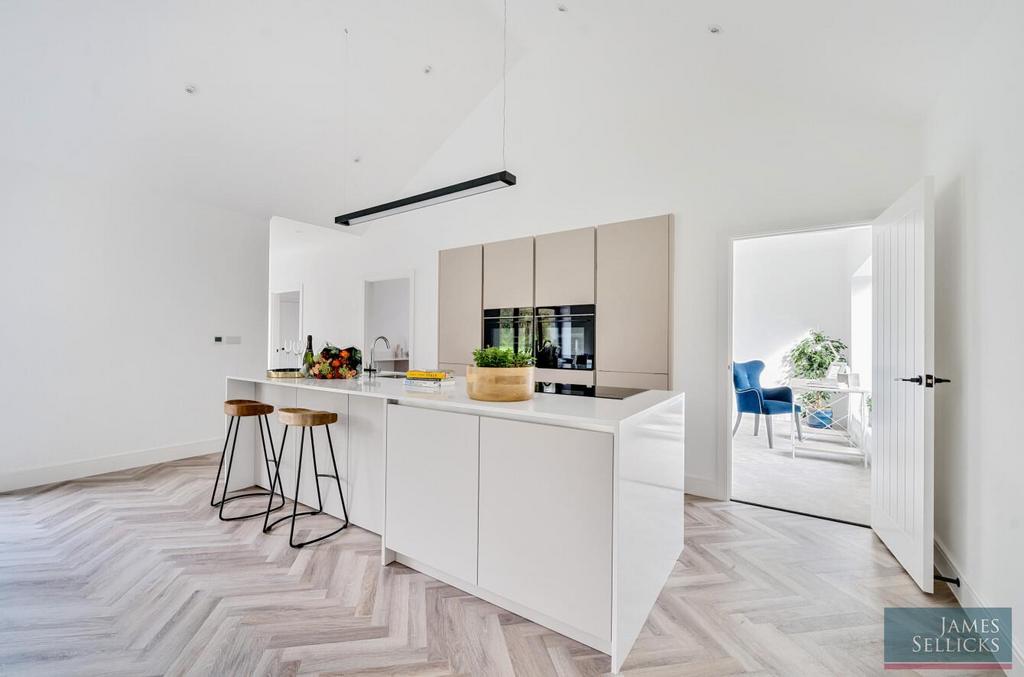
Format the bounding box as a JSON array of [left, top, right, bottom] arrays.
[[211, 400, 286, 521], [263, 408, 349, 547]]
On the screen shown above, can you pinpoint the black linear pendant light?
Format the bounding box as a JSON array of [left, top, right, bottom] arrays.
[[335, 1, 515, 227]]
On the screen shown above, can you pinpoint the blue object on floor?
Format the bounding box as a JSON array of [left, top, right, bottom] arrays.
[[808, 409, 834, 429]]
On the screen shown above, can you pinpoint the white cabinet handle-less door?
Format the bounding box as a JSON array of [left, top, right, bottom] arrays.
[[871, 177, 936, 593]]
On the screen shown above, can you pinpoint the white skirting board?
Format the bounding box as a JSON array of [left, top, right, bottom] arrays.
[[0, 438, 221, 492], [934, 537, 1023, 669], [684, 473, 722, 500]]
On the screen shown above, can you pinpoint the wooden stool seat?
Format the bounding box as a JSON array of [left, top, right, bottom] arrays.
[[224, 399, 274, 417], [278, 408, 338, 427]]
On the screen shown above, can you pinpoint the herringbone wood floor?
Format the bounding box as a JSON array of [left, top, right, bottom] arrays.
[[0, 453, 987, 676]]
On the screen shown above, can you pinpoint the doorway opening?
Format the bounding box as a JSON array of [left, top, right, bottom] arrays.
[[269, 289, 302, 369], [730, 225, 872, 525], [363, 276, 413, 373]]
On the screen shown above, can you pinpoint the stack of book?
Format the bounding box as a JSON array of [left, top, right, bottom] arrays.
[[403, 370, 456, 391]]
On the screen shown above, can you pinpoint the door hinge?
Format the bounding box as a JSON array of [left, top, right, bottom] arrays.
[[925, 374, 952, 388]]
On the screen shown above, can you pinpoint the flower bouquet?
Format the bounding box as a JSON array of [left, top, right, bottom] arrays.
[[310, 344, 362, 379]]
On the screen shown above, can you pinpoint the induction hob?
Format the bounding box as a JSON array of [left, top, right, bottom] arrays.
[[534, 382, 647, 400]]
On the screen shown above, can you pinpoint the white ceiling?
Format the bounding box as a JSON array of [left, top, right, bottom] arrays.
[[0, 0, 992, 228]]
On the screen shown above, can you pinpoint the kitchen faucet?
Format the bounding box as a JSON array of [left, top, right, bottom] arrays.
[[365, 335, 391, 378]]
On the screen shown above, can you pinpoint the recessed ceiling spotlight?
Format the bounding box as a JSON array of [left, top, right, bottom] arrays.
[[424, 65, 432, 74], [353, 156, 361, 164], [184, 84, 198, 95], [556, 4, 568, 12], [707, 24, 722, 34]]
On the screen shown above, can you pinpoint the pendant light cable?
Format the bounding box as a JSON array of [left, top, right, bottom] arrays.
[[346, 28, 349, 213], [501, 0, 508, 169]]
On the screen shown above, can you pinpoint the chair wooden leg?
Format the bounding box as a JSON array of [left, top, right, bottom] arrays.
[[793, 410, 804, 442], [765, 415, 774, 449], [753, 414, 761, 436], [732, 412, 743, 436]]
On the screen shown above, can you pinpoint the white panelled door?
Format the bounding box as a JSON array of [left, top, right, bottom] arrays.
[[871, 177, 936, 593]]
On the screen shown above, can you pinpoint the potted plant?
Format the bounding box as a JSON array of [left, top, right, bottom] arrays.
[[466, 347, 536, 402], [786, 330, 848, 428]]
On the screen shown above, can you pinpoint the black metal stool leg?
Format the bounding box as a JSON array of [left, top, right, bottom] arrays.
[[324, 424, 350, 526], [258, 415, 286, 512], [308, 426, 325, 514], [289, 427, 306, 547], [218, 414, 242, 520], [263, 425, 289, 532], [210, 416, 236, 507]]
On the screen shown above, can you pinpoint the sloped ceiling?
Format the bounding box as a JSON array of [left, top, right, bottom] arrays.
[[0, 0, 991, 229], [0, 0, 504, 226]]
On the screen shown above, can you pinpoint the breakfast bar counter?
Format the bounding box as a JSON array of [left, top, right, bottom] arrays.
[[225, 373, 685, 672]]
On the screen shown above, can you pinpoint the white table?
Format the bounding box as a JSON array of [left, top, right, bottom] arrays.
[[789, 378, 870, 467]]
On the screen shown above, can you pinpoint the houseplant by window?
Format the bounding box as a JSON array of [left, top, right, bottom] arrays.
[[786, 330, 848, 428], [466, 347, 536, 402]]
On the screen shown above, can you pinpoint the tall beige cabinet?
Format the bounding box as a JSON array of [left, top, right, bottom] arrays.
[[595, 215, 672, 389], [534, 227, 595, 306], [437, 244, 482, 375], [483, 237, 534, 309]]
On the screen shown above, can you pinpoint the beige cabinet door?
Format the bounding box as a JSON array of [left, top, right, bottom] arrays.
[[535, 227, 595, 307], [596, 215, 671, 374], [483, 237, 534, 309], [438, 245, 482, 365], [596, 370, 669, 390]]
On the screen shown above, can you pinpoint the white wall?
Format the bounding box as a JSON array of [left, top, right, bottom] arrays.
[[733, 227, 871, 388], [0, 157, 269, 490], [269, 216, 364, 355], [924, 0, 1023, 658], [365, 278, 410, 360]]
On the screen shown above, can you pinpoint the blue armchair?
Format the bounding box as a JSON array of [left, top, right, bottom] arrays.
[[732, 360, 802, 449]]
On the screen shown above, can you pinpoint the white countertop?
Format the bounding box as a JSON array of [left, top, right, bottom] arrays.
[[229, 373, 683, 432]]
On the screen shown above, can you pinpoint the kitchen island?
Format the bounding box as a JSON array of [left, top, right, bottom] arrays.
[[225, 373, 684, 672]]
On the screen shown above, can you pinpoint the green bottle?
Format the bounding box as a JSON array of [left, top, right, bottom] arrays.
[[302, 335, 315, 376]]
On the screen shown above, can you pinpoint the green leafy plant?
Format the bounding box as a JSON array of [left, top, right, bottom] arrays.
[[785, 330, 848, 410], [472, 347, 535, 368]]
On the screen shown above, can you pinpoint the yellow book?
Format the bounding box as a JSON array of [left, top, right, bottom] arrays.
[[406, 370, 451, 380]]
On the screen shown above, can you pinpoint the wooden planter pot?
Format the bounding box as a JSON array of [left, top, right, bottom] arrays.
[[465, 366, 535, 402]]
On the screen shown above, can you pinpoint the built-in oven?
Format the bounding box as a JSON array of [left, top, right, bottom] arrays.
[[534, 305, 595, 372], [482, 307, 534, 355]]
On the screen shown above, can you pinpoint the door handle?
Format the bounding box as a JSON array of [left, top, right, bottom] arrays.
[[925, 375, 952, 387], [896, 376, 923, 384]]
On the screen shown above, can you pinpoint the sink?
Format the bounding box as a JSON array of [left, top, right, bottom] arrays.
[[368, 372, 406, 379]]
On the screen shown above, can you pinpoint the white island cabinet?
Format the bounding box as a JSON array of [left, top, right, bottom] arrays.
[[226, 374, 684, 673], [478, 418, 613, 643]]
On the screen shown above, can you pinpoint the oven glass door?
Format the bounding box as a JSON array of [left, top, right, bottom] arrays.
[[535, 306, 595, 370], [482, 308, 534, 355]]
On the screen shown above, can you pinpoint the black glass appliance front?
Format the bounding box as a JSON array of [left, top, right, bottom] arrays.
[[534, 382, 645, 400], [534, 305, 595, 371], [482, 307, 534, 355]]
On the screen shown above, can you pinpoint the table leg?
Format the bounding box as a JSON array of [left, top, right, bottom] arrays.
[[791, 399, 797, 459]]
